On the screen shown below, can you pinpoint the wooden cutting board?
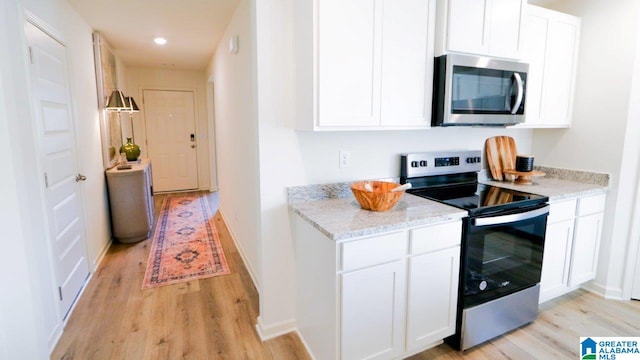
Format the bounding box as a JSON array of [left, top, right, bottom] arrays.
[[485, 136, 517, 181]]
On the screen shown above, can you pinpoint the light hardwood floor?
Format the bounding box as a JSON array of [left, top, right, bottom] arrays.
[[416, 289, 640, 359], [53, 192, 640, 359], [52, 192, 309, 360]]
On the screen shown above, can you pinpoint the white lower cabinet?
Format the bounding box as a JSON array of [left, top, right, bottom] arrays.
[[539, 193, 606, 303], [569, 211, 604, 286], [406, 246, 460, 351], [341, 261, 406, 360], [540, 218, 574, 302], [295, 216, 462, 359]]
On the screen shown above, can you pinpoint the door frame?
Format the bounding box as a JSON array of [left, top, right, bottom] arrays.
[[23, 11, 92, 334], [206, 79, 218, 192]]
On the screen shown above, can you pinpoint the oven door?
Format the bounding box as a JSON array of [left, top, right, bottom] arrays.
[[462, 204, 549, 308]]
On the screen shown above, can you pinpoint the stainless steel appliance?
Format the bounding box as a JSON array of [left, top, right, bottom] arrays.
[[432, 54, 529, 126], [400, 151, 549, 350]]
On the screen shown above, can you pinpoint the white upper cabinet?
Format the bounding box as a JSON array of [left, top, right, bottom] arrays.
[[294, 0, 436, 130], [380, 0, 435, 127], [520, 5, 581, 128], [317, 0, 377, 127], [437, 0, 525, 59]]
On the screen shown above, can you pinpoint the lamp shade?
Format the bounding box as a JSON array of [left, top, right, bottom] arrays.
[[125, 96, 140, 112], [105, 90, 127, 111]]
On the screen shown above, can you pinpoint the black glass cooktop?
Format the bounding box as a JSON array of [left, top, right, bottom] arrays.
[[409, 183, 548, 216]]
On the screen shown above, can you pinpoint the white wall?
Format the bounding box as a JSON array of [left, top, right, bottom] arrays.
[[57, 0, 113, 272], [0, 0, 111, 355], [216, 0, 534, 338], [125, 67, 211, 190], [208, 0, 262, 289], [0, 2, 49, 358], [531, 0, 640, 299]]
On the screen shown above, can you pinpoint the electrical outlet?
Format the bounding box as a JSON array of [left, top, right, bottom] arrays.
[[339, 150, 351, 168]]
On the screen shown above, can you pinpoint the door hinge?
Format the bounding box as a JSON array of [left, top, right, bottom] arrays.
[[58, 286, 63, 301], [28, 46, 34, 64], [44, 173, 49, 188]]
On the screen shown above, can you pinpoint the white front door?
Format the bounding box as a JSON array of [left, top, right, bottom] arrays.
[[26, 22, 89, 318], [143, 89, 198, 192]]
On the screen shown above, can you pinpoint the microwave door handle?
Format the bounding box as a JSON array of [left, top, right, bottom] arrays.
[[472, 205, 549, 227], [510, 72, 524, 114]]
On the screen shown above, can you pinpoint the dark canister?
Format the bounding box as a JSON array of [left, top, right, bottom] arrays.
[[515, 155, 534, 172]]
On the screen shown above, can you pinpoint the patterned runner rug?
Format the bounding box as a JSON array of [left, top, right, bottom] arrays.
[[142, 194, 230, 289]]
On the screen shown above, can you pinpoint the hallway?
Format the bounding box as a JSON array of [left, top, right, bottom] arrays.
[[51, 192, 309, 359]]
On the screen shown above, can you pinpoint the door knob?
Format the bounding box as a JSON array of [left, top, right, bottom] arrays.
[[75, 174, 87, 182]]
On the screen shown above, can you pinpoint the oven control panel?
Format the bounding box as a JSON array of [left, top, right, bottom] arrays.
[[434, 156, 460, 167], [401, 150, 482, 178]]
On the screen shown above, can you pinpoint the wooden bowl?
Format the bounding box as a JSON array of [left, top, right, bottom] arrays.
[[350, 181, 405, 211]]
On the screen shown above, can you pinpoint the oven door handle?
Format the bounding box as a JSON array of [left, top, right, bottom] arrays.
[[472, 205, 550, 227]]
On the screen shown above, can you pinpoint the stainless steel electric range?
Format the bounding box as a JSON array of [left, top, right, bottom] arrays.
[[400, 150, 549, 351]]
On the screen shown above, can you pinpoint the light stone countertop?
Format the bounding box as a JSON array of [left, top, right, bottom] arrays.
[[481, 177, 607, 202], [289, 166, 609, 241], [479, 166, 609, 202], [289, 194, 467, 241]]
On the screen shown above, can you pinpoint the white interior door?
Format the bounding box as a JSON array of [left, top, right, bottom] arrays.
[[143, 90, 198, 192], [26, 22, 89, 319]]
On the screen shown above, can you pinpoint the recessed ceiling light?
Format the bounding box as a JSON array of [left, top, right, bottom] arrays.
[[154, 37, 167, 45]]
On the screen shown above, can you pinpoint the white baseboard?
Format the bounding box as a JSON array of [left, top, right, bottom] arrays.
[[218, 209, 260, 293], [47, 323, 63, 355], [255, 316, 297, 341], [91, 237, 112, 272], [582, 280, 624, 300], [294, 329, 316, 360]]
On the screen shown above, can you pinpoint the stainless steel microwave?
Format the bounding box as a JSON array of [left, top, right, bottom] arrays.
[[432, 54, 529, 126]]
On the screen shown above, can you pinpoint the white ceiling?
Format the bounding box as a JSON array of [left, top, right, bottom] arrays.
[[67, 0, 241, 71]]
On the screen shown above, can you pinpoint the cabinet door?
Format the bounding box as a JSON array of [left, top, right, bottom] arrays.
[[569, 213, 603, 286], [540, 15, 579, 127], [521, 6, 580, 127], [446, 0, 490, 55], [380, 0, 435, 126], [488, 0, 524, 59], [341, 261, 406, 360], [406, 246, 460, 351], [539, 219, 574, 303], [522, 8, 549, 126], [318, 0, 378, 127]]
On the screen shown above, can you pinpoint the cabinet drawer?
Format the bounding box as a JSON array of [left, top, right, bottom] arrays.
[[548, 199, 577, 223], [410, 221, 461, 255], [341, 231, 407, 272], [577, 194, 606, 216]]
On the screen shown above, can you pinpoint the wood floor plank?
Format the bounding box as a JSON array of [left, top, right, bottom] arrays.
[[52, 191, 640, 360]]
